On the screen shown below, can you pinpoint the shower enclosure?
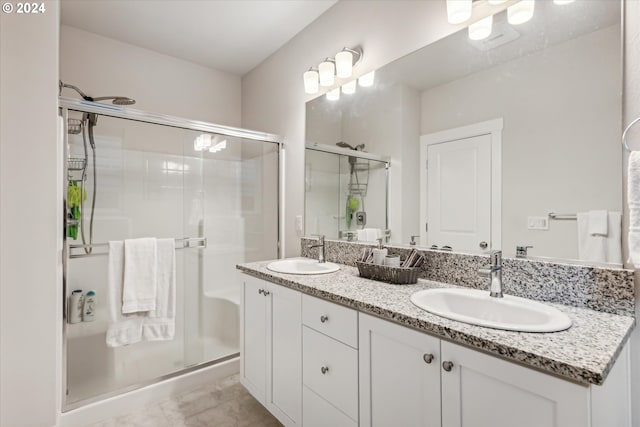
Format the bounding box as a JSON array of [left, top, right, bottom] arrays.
[[59, 97, 281, 409], [305, 142, 389, 241]]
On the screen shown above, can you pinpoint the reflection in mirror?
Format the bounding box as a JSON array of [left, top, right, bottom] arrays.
[[304, 143, 389, 241], [305, 0, 622, 266]]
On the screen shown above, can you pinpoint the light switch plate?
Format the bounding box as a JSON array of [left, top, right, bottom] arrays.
[[527, 216, 549, 230]]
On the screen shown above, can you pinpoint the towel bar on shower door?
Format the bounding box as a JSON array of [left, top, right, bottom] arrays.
[[67, 236, 207, 259]]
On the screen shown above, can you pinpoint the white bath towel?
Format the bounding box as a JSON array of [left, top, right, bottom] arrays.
[[629, 152, 640, 266], [588, 210, 608, 236], [142, 238, 176, 341], [106, 241, 144, 347], [122, 237, 158, 313], [366, 228, 382, 242], [577, 211, 622, 265]]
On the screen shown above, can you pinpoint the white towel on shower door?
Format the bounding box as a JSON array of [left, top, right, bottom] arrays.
[[142, 238, 176, 341], [628, 152, 640, 266], [122, 237, 158, 313], [106, 241, 144, 347]]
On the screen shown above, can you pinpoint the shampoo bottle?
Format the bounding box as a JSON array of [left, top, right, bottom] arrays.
[[83, 290, 97, 322], [372, 238, 388, 265], [68, 289, 83, 324]]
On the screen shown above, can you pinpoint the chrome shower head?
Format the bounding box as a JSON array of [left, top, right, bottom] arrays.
[[336, 141, 354, 149], [93, 96, 136, 106]]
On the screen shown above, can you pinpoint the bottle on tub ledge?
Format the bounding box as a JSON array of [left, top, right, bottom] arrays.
[[82, 290, 97, 322], [68, 289, 84, 324]]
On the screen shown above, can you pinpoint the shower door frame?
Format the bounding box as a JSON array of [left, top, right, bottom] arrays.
[[59, 96, 284, 411]]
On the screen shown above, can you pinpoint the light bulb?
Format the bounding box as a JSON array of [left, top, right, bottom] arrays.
[[326, 88, 340, 101], [487, 0, 507, 4], [553, 0, 575, 4], [358, 70, 375, 87], [335, 50, 353, 78], [468, 15, 493, 41], [446, 0, 472, 24], [508, 0, 535, 25], [303, 70, 319, 94], [319, 60, 335, 87], [342, 80, 357, 95]]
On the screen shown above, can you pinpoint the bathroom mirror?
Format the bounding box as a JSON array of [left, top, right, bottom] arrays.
[[304, 0, 623, 266]]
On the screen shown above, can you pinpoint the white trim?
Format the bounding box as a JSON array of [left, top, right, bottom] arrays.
[[419, 118, 503, 250]]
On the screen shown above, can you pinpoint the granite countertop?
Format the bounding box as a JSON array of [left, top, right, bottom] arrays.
[[237, 259, 635, 386]]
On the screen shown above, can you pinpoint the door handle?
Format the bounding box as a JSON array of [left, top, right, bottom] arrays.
[[479, 241, 488, 250], [442, 361, 454, 372]]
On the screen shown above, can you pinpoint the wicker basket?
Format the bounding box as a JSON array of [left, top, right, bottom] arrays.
[[355, 261, 420, 285]]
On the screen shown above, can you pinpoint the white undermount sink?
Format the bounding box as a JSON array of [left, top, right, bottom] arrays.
[[267, 258, 340, 275], [410, 288, 572, 333]]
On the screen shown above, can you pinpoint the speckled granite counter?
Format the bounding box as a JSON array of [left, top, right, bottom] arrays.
[[237, 259, 635, 386]]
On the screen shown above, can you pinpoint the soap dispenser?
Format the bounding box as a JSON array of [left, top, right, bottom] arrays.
[[372, 238, 388, 265]]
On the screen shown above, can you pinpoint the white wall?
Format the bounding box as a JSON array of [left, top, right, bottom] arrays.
[[60, 25, 241, 126], [242, 0, 466, 257], [420, 25, 621, 260], [0, 2, 62, 426]]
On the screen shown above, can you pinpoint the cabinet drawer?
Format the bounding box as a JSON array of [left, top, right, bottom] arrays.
[[303, 386, 357, 427], [302, 294, 358, 348], [303, 326, 358, 421]]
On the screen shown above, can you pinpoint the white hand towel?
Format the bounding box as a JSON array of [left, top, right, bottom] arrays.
[[588, 210, 608, 236], [606, 212, 623, 265], [629, 152, 640, 266], [357, 229, 367, 241], [122, 237, 158, 313], [577, 213, 606, 263], [143, 238, 176, 341], [106, 241, 143, 347], [366, 228, 382, 242]]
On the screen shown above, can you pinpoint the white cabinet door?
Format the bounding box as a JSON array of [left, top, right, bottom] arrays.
[[240, 275, 267, 403], [267, 282, 302, 426], [359, 313, 441, 427], [441, 341, 590, 427]]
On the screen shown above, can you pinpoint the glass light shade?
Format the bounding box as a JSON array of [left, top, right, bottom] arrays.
[[487, 0, 507, 4], [335, 50, 353, 78], [319, 61, 335, 86], [194, 134, 212, 151], [342, 80, 357, 95], [326, 87, 340, 101], [468, 15, 493, 41], [446, 0, 472, 24], [209, 139, 227, 153], [508, 0, 535, 25], [358, 70, 375, 87], [553, 0, 574, 4], [303, 70, 319, 94]]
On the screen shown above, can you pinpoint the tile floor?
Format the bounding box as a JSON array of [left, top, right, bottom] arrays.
[[88, 374, 282, 427]]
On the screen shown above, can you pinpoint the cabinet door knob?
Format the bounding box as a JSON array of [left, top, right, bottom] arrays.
[[320, 315, 329, 323], [423, 353, 434, 364], [263, 290, 270, 296], [442, 361, 454, 372], [258, 289, 264, 295], [320, 366, 329, 374]]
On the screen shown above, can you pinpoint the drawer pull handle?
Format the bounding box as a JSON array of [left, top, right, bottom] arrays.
[[423, 353, 434, 364], [320, 315, 329, 323], [320, 366, 329, 374], [442, 361, 454, 372]]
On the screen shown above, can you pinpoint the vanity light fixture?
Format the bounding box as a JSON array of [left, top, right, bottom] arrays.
[[326, 87, 340, 101], [358, 70, 375, 87], [304, 69, 319, 94], [209, 139, 227, 153], [553, 0, 575, 4], [342, 80, 357, 94], [319, 59, 335, 87], [468, 14, 493, 40], [193, 134, 212, 151], [507, 0, 535, 25], [446, 0, 472, 24], [303, 46, 364, 94]]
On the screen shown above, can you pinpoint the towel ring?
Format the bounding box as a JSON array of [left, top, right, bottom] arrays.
[[622, 116, 640, 152]]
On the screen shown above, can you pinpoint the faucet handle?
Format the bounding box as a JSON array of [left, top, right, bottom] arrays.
[[310, 234, 325, 242], [489, 250, 502, 265], [410, 235, 420, 246]]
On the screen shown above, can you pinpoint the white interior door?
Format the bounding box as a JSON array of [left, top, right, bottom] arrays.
[[419, 119, 502, 252]]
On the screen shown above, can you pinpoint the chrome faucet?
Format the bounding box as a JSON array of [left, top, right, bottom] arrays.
[[478, 250, 503, 298], [307, 235, 326, 263]]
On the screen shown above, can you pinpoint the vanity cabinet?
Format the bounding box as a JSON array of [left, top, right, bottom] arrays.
[[240, 275, 302, 427], [359, 313, 630, 427]]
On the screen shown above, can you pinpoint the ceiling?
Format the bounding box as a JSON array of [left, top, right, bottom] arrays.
[[60, 0, 337, 76]]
